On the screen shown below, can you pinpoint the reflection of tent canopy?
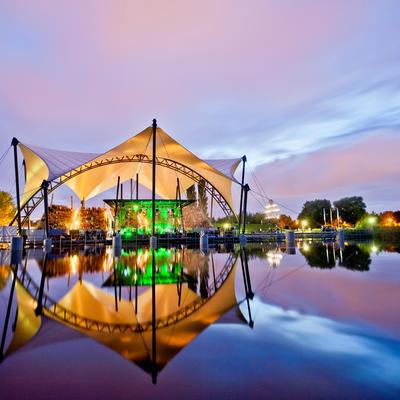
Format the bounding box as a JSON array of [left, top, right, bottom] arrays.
[[54, 262, 240, 372], [5, 281, 41, 356], [6, 261, 245, 374], [18, 126, 241, 212]]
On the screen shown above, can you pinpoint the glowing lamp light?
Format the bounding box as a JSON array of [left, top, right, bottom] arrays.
[[371, 245, 378, 253], [267, 251, 283, 267], [368, 216, 376, 225], [223, 223, 230, 230]]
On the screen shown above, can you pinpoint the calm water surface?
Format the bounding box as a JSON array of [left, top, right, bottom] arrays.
[[0, 241, 399, 399]]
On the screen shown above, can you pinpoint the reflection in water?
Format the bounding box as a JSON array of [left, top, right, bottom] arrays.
[[300, 242, 371, 271], [0, 245, 253, 382], [1, 240, 399, 398], [103, 248, 194, 287]]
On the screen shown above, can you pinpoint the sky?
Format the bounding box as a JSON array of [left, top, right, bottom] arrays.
[[0, 0, 399, 216]]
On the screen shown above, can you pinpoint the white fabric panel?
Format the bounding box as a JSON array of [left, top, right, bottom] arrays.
[[20, 143, 100, 181], [19, 144, 49, 205], [18, 125, 242, 213], [204, 159, 242, 183]]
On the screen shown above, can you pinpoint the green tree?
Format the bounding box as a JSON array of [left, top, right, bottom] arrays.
[[198, 179, 208, 216], [186, 185, 197, 202], [246, 212, 264, 224], [298, 199, 331, 228], [0, 191, 15, 226], [333, 196, 366, 226]]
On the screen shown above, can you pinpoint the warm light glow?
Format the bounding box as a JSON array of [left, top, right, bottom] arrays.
[[70, 254, 79, 274], [70, 209, 80, 230], [303, 243, 310, 252], [368, 216, 376, 225], [267, 250, 283, 267], [301, 220, 308, 228], [223, 223, 230, 230], [371, 245, 378, 253]]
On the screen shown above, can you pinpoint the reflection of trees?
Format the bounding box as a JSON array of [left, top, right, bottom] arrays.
[[340, 245, 370, 271], [301, 243, 371, 271], [301, 245, 335, 269], [38, 250, 105, 277], [246, 244, 285, 260], [184, 250, 209, 294]]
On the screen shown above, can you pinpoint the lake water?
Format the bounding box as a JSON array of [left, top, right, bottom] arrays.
[[0, 241, 399, 399]]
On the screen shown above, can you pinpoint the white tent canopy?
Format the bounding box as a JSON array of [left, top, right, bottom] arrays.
[[18, 126, 242, 213]]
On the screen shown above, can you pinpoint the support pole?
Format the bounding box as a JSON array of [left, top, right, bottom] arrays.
[[114, 176, 120, 234], [242, 184, 250, 235], [210, 188, 214, 220], [130, 178, 133, 200], [136, 173, 139, 200], [151, 118, 157, 239], [42, 180, 49, 238], [238, 155, 247, 232], [11, 138, 22, 233], [176, 178, 184, 233]]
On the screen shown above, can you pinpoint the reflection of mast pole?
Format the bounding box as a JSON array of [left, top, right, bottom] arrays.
[[243, 247, 253, 299], [239, 248, 254, 328], [0, 262, 18, 361], [113, 256, 118, 312], [135, 260, 138, 315], [35, 252, 48, 316], [332, 242, 336, 265], [325, 243, 330, 264], [151, 248, 157, 384], [211, 251, 216, 290]]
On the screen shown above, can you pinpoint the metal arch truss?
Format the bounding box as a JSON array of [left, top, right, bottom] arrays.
[[11, 154, 236, 228]]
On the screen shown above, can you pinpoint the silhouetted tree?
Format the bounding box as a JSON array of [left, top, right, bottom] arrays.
[[393, 210, 400, 224], [334, 196, 366, 226], [298, 199, 331, 228]]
